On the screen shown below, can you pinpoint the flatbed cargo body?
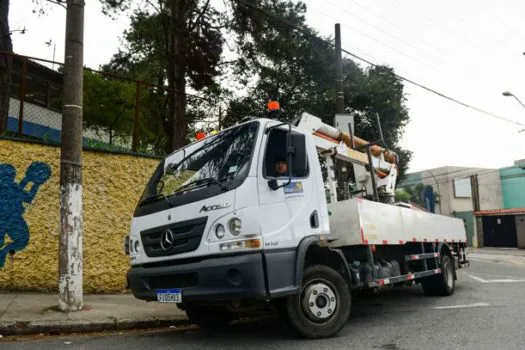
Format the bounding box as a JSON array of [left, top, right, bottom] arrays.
[[328, 198, 467, 247]]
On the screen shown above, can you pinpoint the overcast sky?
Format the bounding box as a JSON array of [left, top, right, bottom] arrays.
[[9, 0, 525, 172]]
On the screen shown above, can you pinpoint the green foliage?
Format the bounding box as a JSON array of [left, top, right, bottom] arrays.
[[398, 183, 440, 207], [98, 0, 413, 173], [100, 0, 225, 152], [225, 1, 412, 176], [394, 189, 411, 202], [83, 70, 135, 145]]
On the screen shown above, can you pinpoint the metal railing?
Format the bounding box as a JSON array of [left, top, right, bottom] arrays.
[[0, 52, 220, 155]]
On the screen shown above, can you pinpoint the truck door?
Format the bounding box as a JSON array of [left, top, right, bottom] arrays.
[[257, 126, 323, 250]]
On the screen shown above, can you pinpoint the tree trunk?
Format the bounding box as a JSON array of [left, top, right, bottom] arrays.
[[167, 0, 187, 153], [0, 0, 13, 134]]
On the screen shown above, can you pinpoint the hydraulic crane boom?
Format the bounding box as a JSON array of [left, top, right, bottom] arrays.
[[296, 112, 398, 203]]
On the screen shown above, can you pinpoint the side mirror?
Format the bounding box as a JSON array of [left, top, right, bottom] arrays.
[[267, 179, 279, 191]]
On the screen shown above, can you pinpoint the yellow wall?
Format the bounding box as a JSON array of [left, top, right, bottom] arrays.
[[0, 139, 159, 292]]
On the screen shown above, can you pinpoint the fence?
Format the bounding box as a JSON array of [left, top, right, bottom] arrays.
[[1, 52, 221, 155]]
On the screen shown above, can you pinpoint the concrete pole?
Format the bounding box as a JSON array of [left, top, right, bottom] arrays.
[[58, 0, 85, 312], [334, 24, 346, 199], [334, 23, 344, 114]]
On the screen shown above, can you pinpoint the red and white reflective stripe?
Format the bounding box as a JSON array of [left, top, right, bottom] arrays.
[[434, 253, 440, 258], [363, 240, 369, 245], [434, 268, 442, 274], [411, 255, 420, 260], [382, 240, 388, 245], [407, 274, 415, 280], [360, 227, 365, 243], [378, 278, 390, 286]]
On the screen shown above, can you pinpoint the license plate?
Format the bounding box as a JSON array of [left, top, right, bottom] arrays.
[[156, 288, 182, 303]]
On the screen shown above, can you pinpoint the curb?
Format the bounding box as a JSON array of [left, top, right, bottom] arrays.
[[0, 316, 192, 336]]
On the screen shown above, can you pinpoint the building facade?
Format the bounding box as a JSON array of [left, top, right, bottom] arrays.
[[399, 166, 504, 247]]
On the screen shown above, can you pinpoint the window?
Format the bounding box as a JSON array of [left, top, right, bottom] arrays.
[[453, 177, 471, 198], [264, 128, 308, 178]]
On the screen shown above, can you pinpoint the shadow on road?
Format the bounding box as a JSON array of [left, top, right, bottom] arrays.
[[144, 284, 462, 344]]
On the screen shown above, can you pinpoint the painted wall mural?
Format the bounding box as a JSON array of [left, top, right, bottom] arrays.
[[0, 162, 51, 268], [0, 139, 158, 292]]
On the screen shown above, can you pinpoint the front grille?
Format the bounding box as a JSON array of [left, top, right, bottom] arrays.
[[140, 217, 208, 257], [146, 273, 199, 289]]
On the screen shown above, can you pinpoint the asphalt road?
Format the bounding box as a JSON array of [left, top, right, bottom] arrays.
[[4, 252, 525, 350]]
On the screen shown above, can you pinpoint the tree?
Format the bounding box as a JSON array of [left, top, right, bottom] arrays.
[[226, 1, 413, 176], [396, 183, 439, 210], [100, 0, 224, 152], [83, 70, 135, 145], [0, 0, 13, 134]]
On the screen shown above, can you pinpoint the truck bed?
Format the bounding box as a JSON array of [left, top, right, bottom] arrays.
[[327, 198, 467, 247]]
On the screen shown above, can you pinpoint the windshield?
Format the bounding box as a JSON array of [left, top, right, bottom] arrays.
[[137, 121, 259, 208]]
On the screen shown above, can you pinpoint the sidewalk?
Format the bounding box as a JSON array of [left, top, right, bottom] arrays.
[[0, 293, 190, 336], [467, 247, 525, 257]]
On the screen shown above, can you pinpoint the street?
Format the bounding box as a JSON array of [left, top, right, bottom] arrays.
[[3, 253, 525, 350]]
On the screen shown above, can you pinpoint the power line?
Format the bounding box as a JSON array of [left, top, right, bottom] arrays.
[[325, 0, 447, 67], [232, 0, 525, 128], [345, 0, 452, 61], [315, 7, 446, 76], [401, 167, 509, 188]]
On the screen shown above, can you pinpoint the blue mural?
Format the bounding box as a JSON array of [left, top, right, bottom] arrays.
[[0, 162, 51, 268], [423, 185, 435, 213]]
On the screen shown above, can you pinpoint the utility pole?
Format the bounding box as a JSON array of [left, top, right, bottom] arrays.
[[334, 23, 347, 200], [470, 174, 480, 247], [470, 174, 480, 212], [335, 23, 344, 114], [58, 0, 85, 312]]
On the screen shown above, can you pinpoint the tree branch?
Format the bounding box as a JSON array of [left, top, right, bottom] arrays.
[[188, 0, 211, 32], [45, 0, 67, 10], [142, 0, 163, 13]]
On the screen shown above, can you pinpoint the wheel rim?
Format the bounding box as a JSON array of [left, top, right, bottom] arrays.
[[301, 280, 338, 324], [443, 258, 453, 289]]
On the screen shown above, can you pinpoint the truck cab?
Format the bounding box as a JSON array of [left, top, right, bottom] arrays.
[[127, 118, 327, 301]]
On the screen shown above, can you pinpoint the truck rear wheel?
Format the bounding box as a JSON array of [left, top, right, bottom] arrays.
[[280, 265, 351, 338], [421, 254, 455, 296], [185, 305, 235, 329]]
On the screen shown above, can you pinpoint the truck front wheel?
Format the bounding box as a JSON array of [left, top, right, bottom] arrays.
[[280, 265, 351, 338]]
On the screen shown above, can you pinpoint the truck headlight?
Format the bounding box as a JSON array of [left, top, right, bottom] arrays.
[[215, 224, 226, 239], [228, 218, 242, 236], [134, 239, 141, 253]]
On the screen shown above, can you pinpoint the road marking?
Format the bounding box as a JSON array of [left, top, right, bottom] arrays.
[[434, 302, 490, 310], [467, 274, 525, 283]]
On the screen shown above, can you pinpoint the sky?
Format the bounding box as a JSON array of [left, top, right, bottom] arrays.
[[9, 0, 525, 173]]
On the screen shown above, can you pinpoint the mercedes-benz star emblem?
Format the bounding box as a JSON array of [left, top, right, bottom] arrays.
[[160, 229, 174, 251]]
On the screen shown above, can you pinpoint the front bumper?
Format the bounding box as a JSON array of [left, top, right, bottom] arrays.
[[127, 252, 268, 301]]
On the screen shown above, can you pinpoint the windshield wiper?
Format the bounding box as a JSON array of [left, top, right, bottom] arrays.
[[173, 177, 228, 195], [139, 193, 173, 207]]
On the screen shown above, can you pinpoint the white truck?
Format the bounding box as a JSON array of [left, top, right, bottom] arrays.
[[125, 108, 469, 338]]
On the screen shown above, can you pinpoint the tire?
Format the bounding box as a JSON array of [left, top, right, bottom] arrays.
[[185, 305, 235, 329], [421, 254, 455, 296], [279, 265, 351, 338]]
